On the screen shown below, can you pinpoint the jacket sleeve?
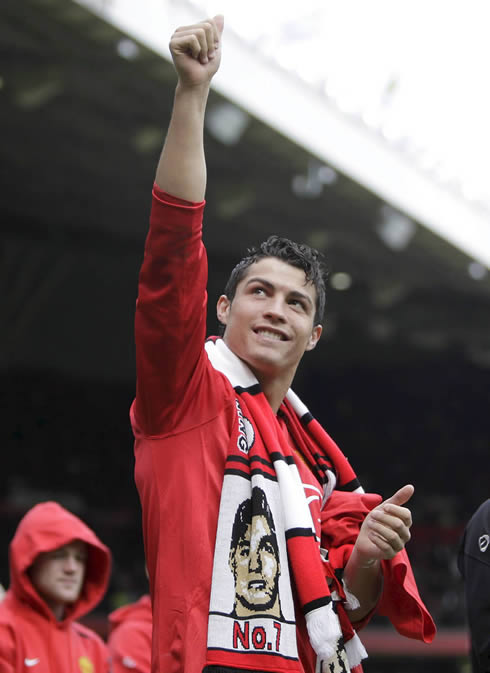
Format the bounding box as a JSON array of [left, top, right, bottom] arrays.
[[376, 549, 436, 642], [0, 625, 15, 673], [108, 621, 151, 673], [133, 187, 208, 436], [458, 500, 490, 672]]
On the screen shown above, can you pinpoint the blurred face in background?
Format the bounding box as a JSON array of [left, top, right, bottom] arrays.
[[29, 540, 88, 619]]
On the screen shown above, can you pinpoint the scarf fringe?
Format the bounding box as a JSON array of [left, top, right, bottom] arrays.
[[345, 632, 368, 669], [306, 603, 342, 660], [342, 583, 360, 611]]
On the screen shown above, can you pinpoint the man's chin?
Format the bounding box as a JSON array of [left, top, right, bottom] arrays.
[[246, 353, 286, 378], [55, 591, 81, 604]]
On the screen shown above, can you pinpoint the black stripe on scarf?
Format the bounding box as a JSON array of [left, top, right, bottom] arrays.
[[226, 455, 249, 467], [336, 477, 362, 492], [285, 527, 317, 540], [303, 595, 332, 613], [269, 452, 296, 466], [209, 610, 295, 625], [226, 454, 283, 470], [224, 468, 251, 479], [224, 466, 280, 482], [250, 468, 278, 482], [300, 411, 314, 425], [250, 455, 275, 469], [234, 383, 262, 396]]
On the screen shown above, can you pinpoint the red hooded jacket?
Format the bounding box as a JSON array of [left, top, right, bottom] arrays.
[[0, 501, 112, 673], [108, 595, 151, 673]]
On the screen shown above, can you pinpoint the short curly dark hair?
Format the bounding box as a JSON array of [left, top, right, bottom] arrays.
[[223, 235, 327, 326]]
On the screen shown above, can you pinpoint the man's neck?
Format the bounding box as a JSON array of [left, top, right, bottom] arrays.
[[226, 342, 297, 413], [47, 601, 65, 621], [259, 373, 294, 414]]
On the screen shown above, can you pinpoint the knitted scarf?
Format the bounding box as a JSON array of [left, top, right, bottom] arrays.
[[204, 338, 368, 673]]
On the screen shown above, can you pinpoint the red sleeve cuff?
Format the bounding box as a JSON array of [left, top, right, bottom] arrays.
[[152, 183, 205, 208], [377, 549, 436, 643]]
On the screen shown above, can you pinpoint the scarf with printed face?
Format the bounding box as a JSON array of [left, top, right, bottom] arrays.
[[204, 338, 368, 673]]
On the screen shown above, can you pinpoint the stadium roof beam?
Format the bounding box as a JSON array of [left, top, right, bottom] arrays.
[[75, 0, 490, 268]]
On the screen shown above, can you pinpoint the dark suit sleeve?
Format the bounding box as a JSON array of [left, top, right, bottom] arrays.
[[458, 499, 490, 672]]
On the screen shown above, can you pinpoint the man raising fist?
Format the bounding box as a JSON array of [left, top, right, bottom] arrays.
[[131, 15, 435, 673]]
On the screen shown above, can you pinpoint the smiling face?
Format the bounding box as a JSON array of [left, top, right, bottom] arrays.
[[28, 540, 88, 619], [217, 257, 322, 394], [230, 514, 281, 616]]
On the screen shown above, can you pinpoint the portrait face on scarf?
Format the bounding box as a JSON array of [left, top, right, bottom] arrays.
[[228, 488, 282, 618]]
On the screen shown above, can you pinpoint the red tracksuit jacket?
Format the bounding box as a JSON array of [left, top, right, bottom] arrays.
[[108, 595, 152, 673], [132, 188, 435, 673]]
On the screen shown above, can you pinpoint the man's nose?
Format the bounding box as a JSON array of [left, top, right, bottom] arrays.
[[63, 555, 79, 572], [263, 297, 286, 322]]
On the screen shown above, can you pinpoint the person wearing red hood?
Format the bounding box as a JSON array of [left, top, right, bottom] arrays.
[[0, 501, 112, 673], [108, 594, 152, 673]]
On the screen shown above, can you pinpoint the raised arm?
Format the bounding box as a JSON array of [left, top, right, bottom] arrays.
[[156, 16, 224, 201], [133, 17, 224, 436]]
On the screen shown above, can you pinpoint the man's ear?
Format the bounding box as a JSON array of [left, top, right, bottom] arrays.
[[217, 294, 231, 326], [306, 324, 322, 351]]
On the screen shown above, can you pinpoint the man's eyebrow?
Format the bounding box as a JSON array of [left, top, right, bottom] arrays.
[[288, 290, 314, 309], [245, 277, 314, 309], [244, 276, 274, 290]]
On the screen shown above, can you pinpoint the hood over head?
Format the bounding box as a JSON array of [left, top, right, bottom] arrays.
[[8, 501, 111, 623]]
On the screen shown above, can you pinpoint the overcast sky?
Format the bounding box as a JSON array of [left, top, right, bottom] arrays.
[[197, 0, 490, 210]]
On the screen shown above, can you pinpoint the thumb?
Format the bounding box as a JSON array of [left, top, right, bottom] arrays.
[[214, 14, 224, 35], [383, 484, 414, 507]]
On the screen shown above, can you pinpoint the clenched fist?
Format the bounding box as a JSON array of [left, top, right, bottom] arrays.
[[169, 15, 224, 88]]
